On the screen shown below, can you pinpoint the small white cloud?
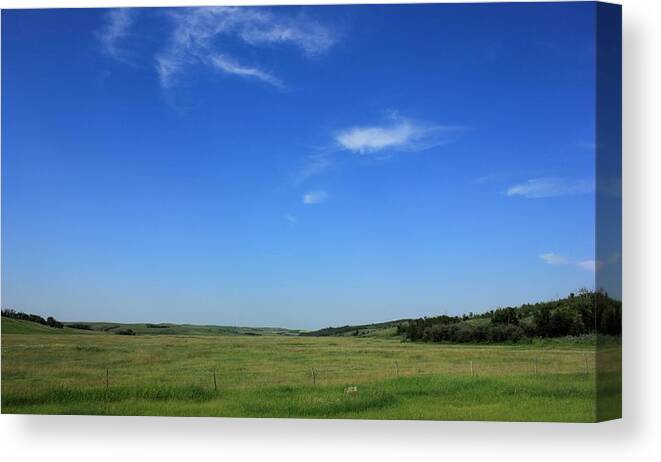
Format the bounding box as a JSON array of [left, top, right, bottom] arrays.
[[540, 253, 568, 265], [540, 253, 603, 272], [506, 178, 594, 198], [98, 9, 135, 62], [576, 260, 604, 272], [335, 117, 455, 155], [285, 213, 297, 224], [291, 111, 461, 184], [337, 121, 414, 153], [302, 190, 328, 205]]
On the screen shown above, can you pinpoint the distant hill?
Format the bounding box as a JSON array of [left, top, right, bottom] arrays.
[[1, 310, 301, 337], [300, 319, 408, 338], [61, 322, 301, 337], [1, 317, 96, 335], [2, 291, 621, 343], [300, 291, 622, 343]]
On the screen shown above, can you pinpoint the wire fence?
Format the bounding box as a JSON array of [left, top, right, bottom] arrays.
[[80, 351, 596, 392], [1, 336, 603, 395]]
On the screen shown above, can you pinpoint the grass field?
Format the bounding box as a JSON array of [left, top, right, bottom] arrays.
[[0, 318, 621, 421]]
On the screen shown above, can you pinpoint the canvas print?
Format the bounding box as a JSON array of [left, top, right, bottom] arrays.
[[1, 2, 621, 422]]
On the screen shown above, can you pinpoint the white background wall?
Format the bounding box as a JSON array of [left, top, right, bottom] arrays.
[[1, 1, 659, 461]]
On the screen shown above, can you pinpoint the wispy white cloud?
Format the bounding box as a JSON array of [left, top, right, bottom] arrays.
[[238, 17, 337, 56], [292, 112, 461, 184], [302, 190, 329, 205], [540, 253, 602, 272], [208, 53, 283, 88], [156, 7, 337, 88], [335, 115, 457, 155], [539, 253, 568, 265], [284, 213, 297, 224], [506, 178, 594, 198], [98, 9, 136, 63], [576, 260, 602, 272], [293, 152, 336, 184]]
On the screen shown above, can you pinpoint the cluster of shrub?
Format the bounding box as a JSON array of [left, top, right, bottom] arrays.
[[1, 308, 64, 328], [115, 328, 136, 336], [301, 320, 405, 337], [68, 323, 136, 335], [401, 290, 622, 344]]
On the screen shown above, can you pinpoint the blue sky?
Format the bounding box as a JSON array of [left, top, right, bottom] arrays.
[[2, 3, 606, 328]]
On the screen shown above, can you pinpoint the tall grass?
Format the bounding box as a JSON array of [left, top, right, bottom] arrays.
[[1, 330, 619, 421], [3, 384, 216, 407]]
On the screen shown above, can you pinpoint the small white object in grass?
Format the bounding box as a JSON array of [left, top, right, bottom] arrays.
[[344, 386, 358, 397]]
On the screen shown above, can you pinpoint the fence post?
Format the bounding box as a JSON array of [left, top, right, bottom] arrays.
[[533, 359, 538, 376], [583, 353, 589, 374], [106, 368, 109, 390], [470, 361, 474, 377], [213, 368, 218, 391], [311, 368, 316, 386], [395, 361, 399, 377]]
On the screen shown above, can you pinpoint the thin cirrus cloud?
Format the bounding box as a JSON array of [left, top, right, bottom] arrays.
[[156, 7, 337, 88], [98, 7, 338, 89], [293, 151, 336, 185], [97, 8, 135, 63], [539, 253, 601, 272], [506, 178, 594, 198], [206, 53, 283, 88], [302, 190, 329, 205]]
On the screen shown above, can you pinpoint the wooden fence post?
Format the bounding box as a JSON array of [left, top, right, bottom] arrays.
[[311, 368, 316, 386], [583, 354, 589, 374], [213, 368, 217, 391], [470, 361, 474, 377], [106, 368, 109, 390], [533, 359, 538, 376], [395, 361, 399, 377]]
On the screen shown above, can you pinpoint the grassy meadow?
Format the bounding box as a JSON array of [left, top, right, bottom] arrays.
[[0, 317, 620, 421]]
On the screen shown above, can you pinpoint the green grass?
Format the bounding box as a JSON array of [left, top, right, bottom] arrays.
[[3, 373, 618, 421], [1, 321, 621, 421]]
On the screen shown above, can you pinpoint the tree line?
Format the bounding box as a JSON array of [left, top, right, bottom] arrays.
[[1, 308, 64, 328], [400, 290, 621, 344]]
